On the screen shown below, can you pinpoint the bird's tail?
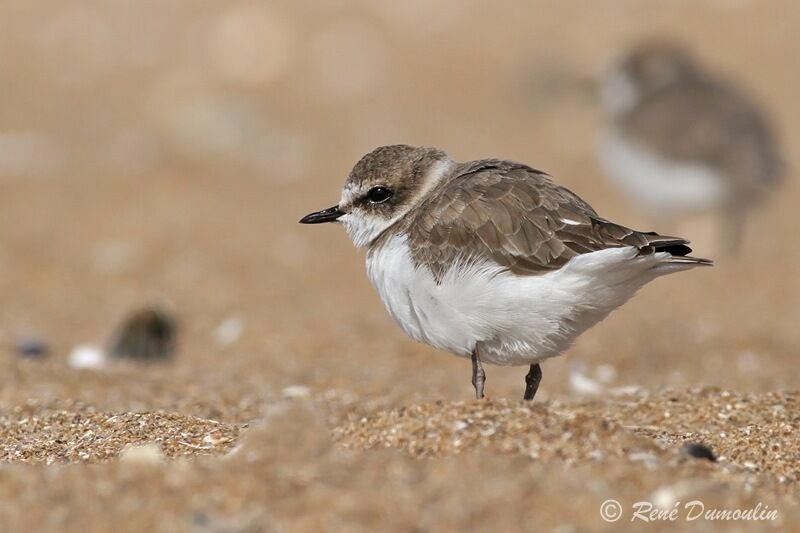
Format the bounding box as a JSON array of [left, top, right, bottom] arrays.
[[639, 233, 714, 268]]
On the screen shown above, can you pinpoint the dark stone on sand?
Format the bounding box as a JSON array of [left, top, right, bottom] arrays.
[[681, 442, 717, 462], [108, 306, 177, 362], [15, 337, 49, 359]]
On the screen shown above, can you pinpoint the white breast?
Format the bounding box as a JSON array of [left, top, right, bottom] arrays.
[[599, 129, 728, 216], [366, 234, 687, 366]]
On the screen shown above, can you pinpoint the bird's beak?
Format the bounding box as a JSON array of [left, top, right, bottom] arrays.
[[299, 205, 345, 224]]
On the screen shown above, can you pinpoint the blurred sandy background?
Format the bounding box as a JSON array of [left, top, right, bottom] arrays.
[[0, 1, 798, 531]]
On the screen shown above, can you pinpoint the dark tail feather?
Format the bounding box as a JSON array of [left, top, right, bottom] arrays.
[[641, 233, 714, 266]]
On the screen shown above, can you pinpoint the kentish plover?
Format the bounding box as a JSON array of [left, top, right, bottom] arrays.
[[301, 145, 711, 400], [599, 40, 783, 253]]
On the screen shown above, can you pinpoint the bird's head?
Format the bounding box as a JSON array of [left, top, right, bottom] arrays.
[[300, 144, 454, 248], [601, 40, 700, 115]]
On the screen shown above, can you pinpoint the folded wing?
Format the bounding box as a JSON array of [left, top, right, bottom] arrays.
[[404, 160, 710, 282]]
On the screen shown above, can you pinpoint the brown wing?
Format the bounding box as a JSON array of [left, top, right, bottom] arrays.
[[404, 160, 693, 281], [621, 78, 783, 197]]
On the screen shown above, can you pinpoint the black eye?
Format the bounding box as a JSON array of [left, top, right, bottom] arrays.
[[366, 187, 393, 204]]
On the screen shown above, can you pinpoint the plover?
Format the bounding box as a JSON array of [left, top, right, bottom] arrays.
[[301, 145, 711, 400], [599, 40, 783, 253]]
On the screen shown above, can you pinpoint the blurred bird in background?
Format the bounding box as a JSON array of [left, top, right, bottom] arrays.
[[598, 40, 784, 256]]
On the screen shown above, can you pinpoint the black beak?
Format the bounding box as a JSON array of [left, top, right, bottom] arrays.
[[299, 205, 345, 224]]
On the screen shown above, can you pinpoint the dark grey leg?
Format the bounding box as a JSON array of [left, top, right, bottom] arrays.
[[523, 363, 542, 401], [471, 348, 486, 400]]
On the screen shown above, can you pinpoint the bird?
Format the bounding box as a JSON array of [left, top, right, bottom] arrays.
[[300, 144, 712, 400], [598, 40, 783, 255]]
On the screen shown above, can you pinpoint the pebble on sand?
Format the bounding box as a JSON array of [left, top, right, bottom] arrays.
[[569, 364, 605, 395], [108, 306, 178, 362], [68, 344, 106, 370], [282, 385, 311, 399], [681, 442, 717, 462], [119, 442, 165, 466], [15, 337, 49, 359], [214, 315, 245, 348]]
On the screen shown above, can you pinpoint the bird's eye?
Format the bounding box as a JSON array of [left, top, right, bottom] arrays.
[[366, 187, 393, 204]]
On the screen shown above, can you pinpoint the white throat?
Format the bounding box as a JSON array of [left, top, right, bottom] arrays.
[[339, 157, 455, 248]]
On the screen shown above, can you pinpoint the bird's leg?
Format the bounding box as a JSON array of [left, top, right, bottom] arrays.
[[523, 363, 542, 401], [471, 348, 486, 400]]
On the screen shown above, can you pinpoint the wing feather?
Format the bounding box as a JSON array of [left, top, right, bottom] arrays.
[[403, 160, 706, 281]]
